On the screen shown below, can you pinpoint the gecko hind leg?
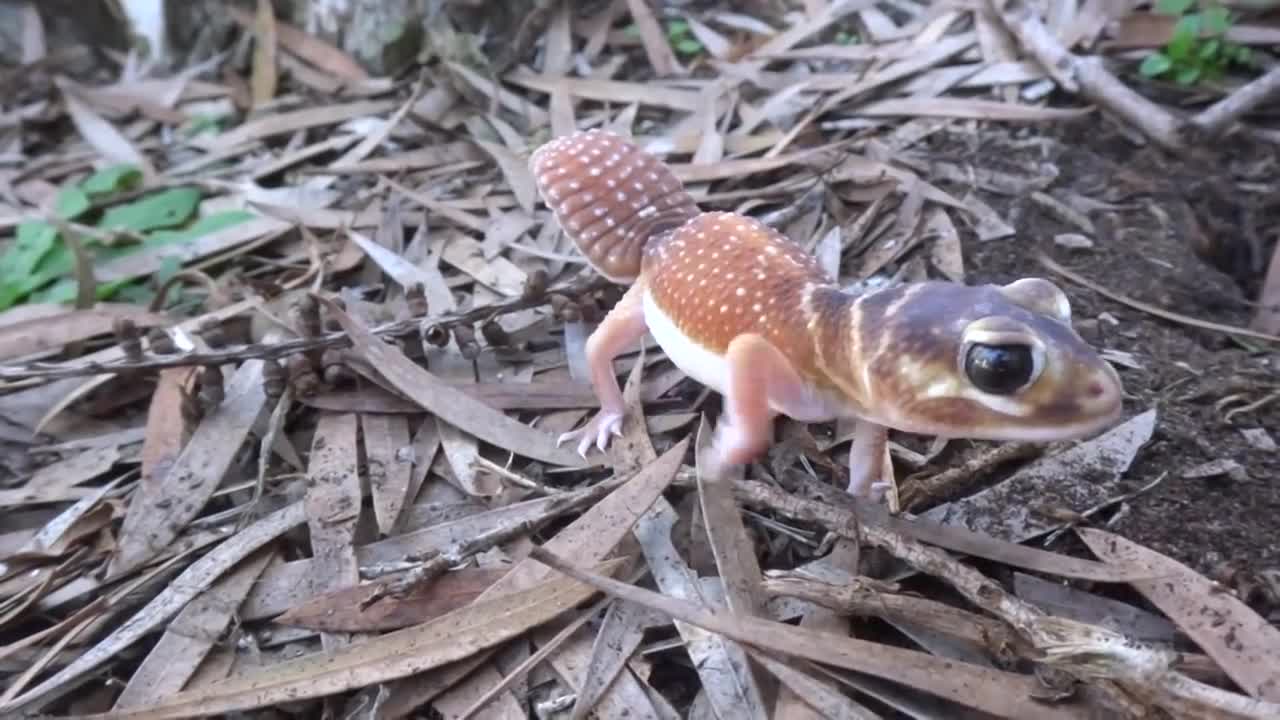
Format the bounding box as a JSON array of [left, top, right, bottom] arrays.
[[709, 333, 816, 472], [557, 281, 648, 456]]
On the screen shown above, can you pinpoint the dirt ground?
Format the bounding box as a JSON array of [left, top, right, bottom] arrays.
[[913, 115, 1280, 583]]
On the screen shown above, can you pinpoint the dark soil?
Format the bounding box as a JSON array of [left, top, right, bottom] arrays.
[[913, 114, 1280, 581]]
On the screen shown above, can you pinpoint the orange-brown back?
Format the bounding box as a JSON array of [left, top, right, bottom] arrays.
[[530, 129, 700, 283], [642, 211, 843, 384]]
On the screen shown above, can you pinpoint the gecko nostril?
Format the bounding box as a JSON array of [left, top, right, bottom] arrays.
[[1086, 381, 1105, 399]]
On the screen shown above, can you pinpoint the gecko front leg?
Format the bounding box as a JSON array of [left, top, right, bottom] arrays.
[[848, 418, 891, 500], [558, 281, 648, 456], [708, 333, 817, 471]]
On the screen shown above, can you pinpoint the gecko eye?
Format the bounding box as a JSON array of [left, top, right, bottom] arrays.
[[964, 342, 1035, 394]]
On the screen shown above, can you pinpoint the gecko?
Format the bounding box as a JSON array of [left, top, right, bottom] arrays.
[[529, 128, 1124, 500]]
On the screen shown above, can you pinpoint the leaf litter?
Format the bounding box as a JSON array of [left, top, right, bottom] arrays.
[[1, 1, 1278, 719]]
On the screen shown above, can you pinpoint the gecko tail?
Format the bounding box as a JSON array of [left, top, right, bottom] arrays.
[[529, 128, 700, 283]]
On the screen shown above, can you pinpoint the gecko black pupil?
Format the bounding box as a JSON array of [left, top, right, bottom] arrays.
[[964, 343, 1034, 394]]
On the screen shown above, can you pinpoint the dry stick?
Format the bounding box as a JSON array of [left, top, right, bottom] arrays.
[[1190, 63, 1280, 138], [1038, 252, 1280, 344], [732, 480, 1280, 720], [901, 441, 1041, 510], [991, 0, 1184, 151], [0, 275, 611, 381], [762, 574, 1023, 657]]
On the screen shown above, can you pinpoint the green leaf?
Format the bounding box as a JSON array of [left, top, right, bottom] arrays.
[[98, 187, 202, 234], [1201, 6, 1231, 35], [1168, 15, 1201, 60], [674, 37, 703, 54], [155, 254, 183, 286], [181, 114, 223, 138], [1232, 45, 1252, 65], [54, 187, 92, 220], [1175, 64, 1202, 85], [0, 221, 60, 310], [33, 210, 254, 305], [666, 19, 690, 37], [1198, 37, 1221, 59], [1155, 0, 1195, 15], [1140, 52, 1174, 77], [81, 165, 142, 196], [112, 282, 156, 306]]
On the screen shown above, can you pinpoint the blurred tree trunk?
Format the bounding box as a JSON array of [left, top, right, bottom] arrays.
[[289, 0, 424, 76], [0, 0, 426, 77]]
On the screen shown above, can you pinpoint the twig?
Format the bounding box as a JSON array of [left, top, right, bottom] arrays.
[[991, 0, 1184, 151], [762, 573, 1023, 657], [1041, 471, 1169, 546], [733, 480, 1280, 720], [1037, 251, 1280, 344], [0, 275, 611, 381], [1190, 64, 1280, 139], [901, 441, 1041, 510]]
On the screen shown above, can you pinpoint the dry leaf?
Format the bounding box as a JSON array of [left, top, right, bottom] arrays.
[[1078, 528, 1280, 702], [111, 360, 269, 575], [275, 566, 507, 633], [313, 294, 587, 468], [0, 502, 308, 716]]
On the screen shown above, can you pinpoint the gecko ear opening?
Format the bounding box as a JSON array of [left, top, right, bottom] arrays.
[[997, 278, 1072, 324]]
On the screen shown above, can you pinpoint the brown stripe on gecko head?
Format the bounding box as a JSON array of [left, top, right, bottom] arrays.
[[529, 129, 700, 283], [842, 279, 1124, 442]]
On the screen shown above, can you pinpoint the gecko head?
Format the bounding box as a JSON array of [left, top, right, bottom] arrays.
[[861, 278, 1123, 442]]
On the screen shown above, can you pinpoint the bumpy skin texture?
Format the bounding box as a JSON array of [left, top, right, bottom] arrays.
[[642, 212, 835, 390], [530, 129, 1125, 499], [529, 129, 699, 283]]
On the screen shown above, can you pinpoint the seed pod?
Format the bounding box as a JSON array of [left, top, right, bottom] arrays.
[[480, 319, 510, 347], [320, 348, 351, 386], [146, 328, 176, 354], [421, 321, 450, 348], [522, 268, 549, 300], [113, 318, 143, 361], [262, 358, 287, 400], [453, 323, 480, 360], [197, 318, 225, 348], [289, 295, 322, 338], [288, 353, 321, 396], [406, 283, 429, 317], [198, 365, 225, 410]]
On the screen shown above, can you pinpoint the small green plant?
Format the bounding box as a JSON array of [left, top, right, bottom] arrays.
[[621, 18, 704, 58], [664, 19, 703, 57], [0, 165, 253, 310], [1139, 0, 1251, 86]]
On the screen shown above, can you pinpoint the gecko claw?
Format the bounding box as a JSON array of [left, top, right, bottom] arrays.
[[556, 409, 625, 458]]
